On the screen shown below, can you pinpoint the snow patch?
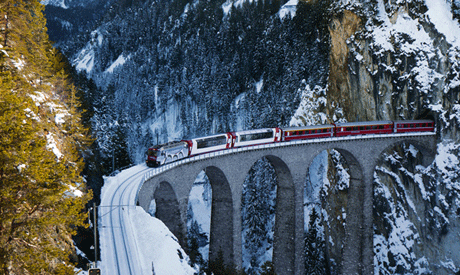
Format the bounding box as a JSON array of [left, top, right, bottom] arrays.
[[75, 48, 95, 73], [46, 132, 63, 159], [74, 30, 104, 73], [41, 0, 68, 9], [55, 113, 66, 124], [255, 77, 264, 94], [290, 83, 328, 126], [105, 54, 129, 73], [131, 208, 196, 275], [279, 0, 298, 19], [425, 0, 460, 47]]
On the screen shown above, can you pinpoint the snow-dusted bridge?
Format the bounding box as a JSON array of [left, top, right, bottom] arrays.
[[136, 132, 436, 275]]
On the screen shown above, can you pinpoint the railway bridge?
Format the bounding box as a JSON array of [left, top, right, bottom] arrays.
[[136, 132, 437, 275]]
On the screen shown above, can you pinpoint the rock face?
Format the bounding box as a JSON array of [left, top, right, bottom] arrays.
[[324, 1, 460, 274], [327, 1, 460, 132]]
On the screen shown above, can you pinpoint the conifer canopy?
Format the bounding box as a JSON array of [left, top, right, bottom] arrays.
[[0, 1, 91, 274]]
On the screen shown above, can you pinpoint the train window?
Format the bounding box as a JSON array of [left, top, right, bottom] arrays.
[[147, 150, 158, 157], [197, 135, 227, 149], [346, 127, 351, 131], [240, 131, 273, 142]]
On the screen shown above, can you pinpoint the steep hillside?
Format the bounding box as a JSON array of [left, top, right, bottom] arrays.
[[0, 0, 91, 273], [325, 0, 460, 273], [67, 0, 330, 165]]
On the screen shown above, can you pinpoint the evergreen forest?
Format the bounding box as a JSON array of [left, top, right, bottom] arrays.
[[0, 1, 91, 274]]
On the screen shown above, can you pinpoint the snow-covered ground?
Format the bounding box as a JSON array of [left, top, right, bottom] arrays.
[[97, 164, 195, 275]]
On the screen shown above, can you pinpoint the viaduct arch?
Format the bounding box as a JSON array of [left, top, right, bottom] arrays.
[[137, 133, 436, 274]]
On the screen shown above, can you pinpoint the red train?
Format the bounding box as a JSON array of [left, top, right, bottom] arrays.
[[146, 120, 434, 167]]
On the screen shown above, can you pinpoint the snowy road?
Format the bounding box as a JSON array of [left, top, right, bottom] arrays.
[[98, 164, 195, 275]]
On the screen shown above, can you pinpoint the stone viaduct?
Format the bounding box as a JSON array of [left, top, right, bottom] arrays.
[[136, 132, 437, 275]]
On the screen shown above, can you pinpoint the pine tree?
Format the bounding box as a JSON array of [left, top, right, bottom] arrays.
[[0, 1, 91, 274], [304, 207, 327, 275], [187, 220, 206, 267], [242, 158, 277, 274]]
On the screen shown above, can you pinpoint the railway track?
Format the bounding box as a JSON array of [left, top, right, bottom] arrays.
[[99, 166, 151, 275]]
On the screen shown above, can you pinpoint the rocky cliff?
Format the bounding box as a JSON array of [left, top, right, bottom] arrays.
[[323, 0, 460, 273]]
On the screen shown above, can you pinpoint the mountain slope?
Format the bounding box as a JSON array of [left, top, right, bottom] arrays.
[[0, 0, 91, 273], [43, 0, 460, 274]]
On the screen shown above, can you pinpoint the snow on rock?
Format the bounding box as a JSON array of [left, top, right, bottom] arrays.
[[149, 98, 184, 143], [41, 0, 69, 9], [74, 30, 103, 73], [425, 0, 460, 46], [75, 48, 95, 73], [46, 132, 63, 159], [289, 82, 328, 127], [279, 0, 298, 19], [105, 54, 129, 74], [55, 113, 66, 124]]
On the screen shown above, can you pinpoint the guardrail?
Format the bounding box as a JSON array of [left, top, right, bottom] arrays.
[[134, 131, 436, 204]]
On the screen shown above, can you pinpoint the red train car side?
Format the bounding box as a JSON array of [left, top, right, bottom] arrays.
[[282, 125, 334, 141], [334, 121, 394, 137], [394, 120, 435, 133]]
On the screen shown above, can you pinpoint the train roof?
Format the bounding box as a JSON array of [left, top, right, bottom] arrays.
[[149, 140, 187, 150], [334, 120, 393, 127], [234, 128, 276, 135], [189, 132, 228, 141], [393, 119, 434, 124], [282, 124, 334, 131]]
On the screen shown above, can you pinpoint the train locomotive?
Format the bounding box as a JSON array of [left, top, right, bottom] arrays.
[[146, 120, 434, 167]]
